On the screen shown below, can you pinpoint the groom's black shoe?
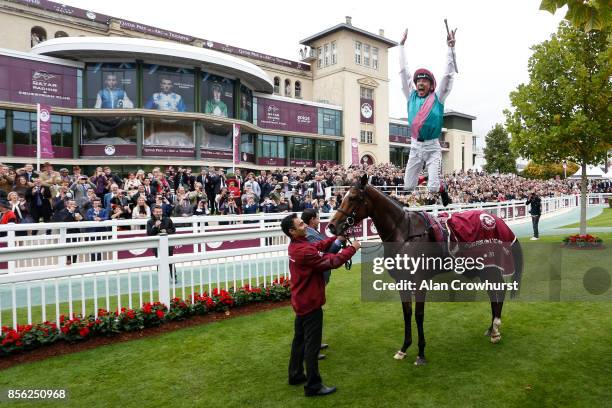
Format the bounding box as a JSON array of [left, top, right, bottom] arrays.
[[305, 385, 337, 397]]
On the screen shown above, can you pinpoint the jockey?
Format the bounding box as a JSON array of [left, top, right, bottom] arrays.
[[399, 27, 457, 206]]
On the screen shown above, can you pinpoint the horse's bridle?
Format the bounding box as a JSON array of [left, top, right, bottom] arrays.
[[335, 186, 431, 244]]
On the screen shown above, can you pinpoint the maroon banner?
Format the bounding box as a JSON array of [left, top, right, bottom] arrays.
[[316, 160, 338, 167], [257, 98, 318, 133], [37, 104, 53, 159], [200, 148, 233, 160], [0, 55, 78, 108], [233, 124, 240, 165], [360, 98, 374, 123], [289, 159, 315, 167], [10, 0, 110, 24], [203, 41, 309, 71], [118, 19, 193, 43], [80, 144, 137, 157], [257, 157, 286, 166], [351, 137, 359, 165], [143, 146, 195, 157]]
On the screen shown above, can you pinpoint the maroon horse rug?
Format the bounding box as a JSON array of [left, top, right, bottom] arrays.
[[427, 210, 517, 275]]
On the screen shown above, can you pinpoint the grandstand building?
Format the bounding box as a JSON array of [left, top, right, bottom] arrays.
[[0, 0, 480, 172]]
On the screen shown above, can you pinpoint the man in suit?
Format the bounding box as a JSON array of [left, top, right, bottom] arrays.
[[311, 175, 327, 201], [147, 205, 177, 282], [104, 184, 120, 212], [52, 200, 83, 264], [25, 178, 53, 223], [302, 208, 343, 360]]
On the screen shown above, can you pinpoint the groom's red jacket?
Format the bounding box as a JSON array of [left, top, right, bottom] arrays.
[[288, 236, 356, 316]]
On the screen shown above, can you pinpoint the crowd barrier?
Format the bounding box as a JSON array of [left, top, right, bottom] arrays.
[[0, 193, 609, 332]]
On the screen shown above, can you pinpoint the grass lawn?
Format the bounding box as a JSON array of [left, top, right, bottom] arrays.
[[0, 235, 611, 407], [561, 208, 612, 228]]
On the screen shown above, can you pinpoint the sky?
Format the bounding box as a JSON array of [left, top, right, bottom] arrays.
[[60, 0, 566, 144]]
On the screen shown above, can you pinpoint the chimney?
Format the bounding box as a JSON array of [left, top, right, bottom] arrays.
[[379, 29, 385, 37], [345, 16, 352, 25]]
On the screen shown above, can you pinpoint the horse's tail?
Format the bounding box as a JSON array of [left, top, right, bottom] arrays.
[[510, 240, 523, 299]]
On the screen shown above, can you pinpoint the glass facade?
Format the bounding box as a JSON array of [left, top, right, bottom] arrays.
[[318, 108, 342, 136], [389, 123, 410, 137], [258, 135, 285, 158], [289, 137, 314, 161], [0, 110, 5, 144], [316, 140, 337, 162], [13, 111, 36, 145], [51, 114, 72, 147], [241, 133, 254, 155]]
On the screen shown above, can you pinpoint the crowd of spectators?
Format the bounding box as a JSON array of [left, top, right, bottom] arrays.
[[0, 161, 609, 228]]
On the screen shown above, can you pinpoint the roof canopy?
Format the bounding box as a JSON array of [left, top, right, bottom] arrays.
[[31, 37, 273, 93], [569, 165, 607, 179]]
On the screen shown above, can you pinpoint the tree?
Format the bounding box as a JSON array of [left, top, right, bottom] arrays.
[[505, 21, 612, 235], [521, 161, 579, 180], [483, 124, 517, 174], [540, 0, 611, 32]]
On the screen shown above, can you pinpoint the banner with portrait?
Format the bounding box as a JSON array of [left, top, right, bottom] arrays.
[[143, 117, 195, 157], [143, 64, 195, 112], [85, 62, 136, 109], [201, 72, 235, 118], [239, 85, 253, 122], [80, 116, 138, 157]]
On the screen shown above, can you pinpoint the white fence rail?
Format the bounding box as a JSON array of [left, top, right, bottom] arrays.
[[0, 193, 608, 333]]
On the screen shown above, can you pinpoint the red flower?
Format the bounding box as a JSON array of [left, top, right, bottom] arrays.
[[79, 327, 90, 337], [127, 310, 136, 319], [156, 310, 165, 319]]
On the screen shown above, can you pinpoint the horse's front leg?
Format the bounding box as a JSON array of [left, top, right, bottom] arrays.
[[414, 290, 427, 365], [394, 296, 412, 360]]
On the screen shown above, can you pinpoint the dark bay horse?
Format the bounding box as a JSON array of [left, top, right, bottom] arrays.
[[328, 174, 523, 365]]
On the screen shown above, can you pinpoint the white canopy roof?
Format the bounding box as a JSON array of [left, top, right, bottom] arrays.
[[30, 37, 273, 93], [569, 165, 606, 179]]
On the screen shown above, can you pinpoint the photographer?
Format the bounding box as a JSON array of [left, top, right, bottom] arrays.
[[525, 191, 542, 240], [70, 176, 96, 208]]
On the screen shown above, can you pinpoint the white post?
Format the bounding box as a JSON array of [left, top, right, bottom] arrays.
[[7, 230, 15, 274], [58, 228, 67, 267], [259, 217, 266, 248], [36, 103, 41, 172], [111, 225, 118, 261], [157, 234, 171, 307]]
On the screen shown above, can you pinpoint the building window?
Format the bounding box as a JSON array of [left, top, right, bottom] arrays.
[[51, 115, 73, 148], [295, 81, 302, 98], [316, 140, 337, 162], [284, 79, 292, 97], [54, 31, 68, 38], [372, 47, 379, 69], [318, 108, 342, 136], [13, 111, 36, 145], [317, 47, 323, 69], [258, 135, 286, 158], [30, 26, 47, 46], [241, 133, 255, 155], [0, 110, 6, 144], [360, 87, 373, 100], [324, 43, 330, 67], [331, 41, 337, 65], [360, 130, 373, 144], [274, 77, 280, 94], [363, 44, 370, 66], [290, 137, 314, 161], [354, 41, 362, 64]]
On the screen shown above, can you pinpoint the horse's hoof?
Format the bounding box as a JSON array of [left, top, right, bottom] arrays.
[[414, 357, 427, 366], [490, 334, 502, 344], [484, 328, 492, 336], [394, 351, 406, 360]]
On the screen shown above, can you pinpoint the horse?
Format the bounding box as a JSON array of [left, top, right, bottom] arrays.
[[328, 174, 523, 365]]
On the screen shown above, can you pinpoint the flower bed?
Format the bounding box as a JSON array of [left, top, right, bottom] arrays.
[[562, 234, 604, 249], [0, 278, 290, 358]]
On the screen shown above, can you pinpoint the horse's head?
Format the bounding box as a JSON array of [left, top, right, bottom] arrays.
[[328, 174, 371, 236]]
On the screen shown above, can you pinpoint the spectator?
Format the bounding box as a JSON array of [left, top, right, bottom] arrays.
[[525, 191, 542, 240], [147, 205, 177, 282], [132, 196, 151, 220], [25, 179, 52, 223]]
